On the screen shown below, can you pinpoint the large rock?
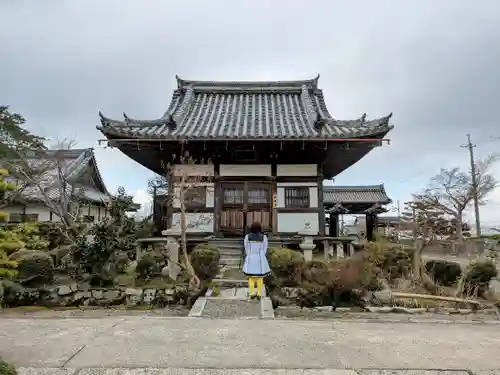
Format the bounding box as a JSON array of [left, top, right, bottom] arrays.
[[373, 289, 393, 305]]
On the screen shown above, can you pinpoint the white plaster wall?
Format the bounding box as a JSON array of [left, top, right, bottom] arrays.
[[277, 212, 319, 233], [171, 212, 214, 233], [4, 203, 107, 223], [173, 164, 214, 177], [276, 184, 319, 208], [277, 164, 317, 176], [172, 182, 214, 208], [220, 164, 271, 177]]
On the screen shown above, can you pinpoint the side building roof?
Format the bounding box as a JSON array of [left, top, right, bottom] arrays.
[[4, 148, 111, 204], [98, 75, 393, 141], [323, 184, 392, 206]]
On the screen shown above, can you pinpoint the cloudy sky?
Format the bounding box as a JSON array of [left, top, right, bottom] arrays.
[[1, 0, 500, 228]]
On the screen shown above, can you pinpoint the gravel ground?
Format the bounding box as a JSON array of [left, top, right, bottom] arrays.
[[0, 305, 190, 318], [202, 299, 261, 318], [274, 305, 500, 322]]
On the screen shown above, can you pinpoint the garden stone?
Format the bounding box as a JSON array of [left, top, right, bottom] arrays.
[[373, 289, 393, 304], [366, 306, 394, 313], [142, 288, 156, 304], [125, 288, 142, 296], [103, 289, 121, 302], [91, 289, 104, 299], [58, 284, 75, 296]]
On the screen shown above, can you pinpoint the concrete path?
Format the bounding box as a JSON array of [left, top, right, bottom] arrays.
[[1, 316, 500, 373]]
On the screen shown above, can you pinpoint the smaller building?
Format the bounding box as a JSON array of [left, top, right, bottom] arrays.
[[324, 184, 392, 241], [2, 148, 112, 224]]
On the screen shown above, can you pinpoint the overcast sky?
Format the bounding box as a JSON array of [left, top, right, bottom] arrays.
[[1, 0, 500, 228]]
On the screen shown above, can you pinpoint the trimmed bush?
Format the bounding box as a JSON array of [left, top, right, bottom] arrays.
[[190, 243, 220, 281], [425, 260, 462, 286], [15, 251, 54, 285], [364, 241, 413, 280], [0, 359, 17, 375], [464, 260, 498, 297], [136, 255, 157, 280], [267, 247, 304, 286]]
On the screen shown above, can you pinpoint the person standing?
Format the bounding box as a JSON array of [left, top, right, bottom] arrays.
[[243, 222, 271, 298]]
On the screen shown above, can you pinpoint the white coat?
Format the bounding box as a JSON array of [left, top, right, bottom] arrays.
[[242, 233, 271, 276]]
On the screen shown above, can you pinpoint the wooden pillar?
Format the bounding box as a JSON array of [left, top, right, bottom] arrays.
[[271, 163, 278, 236], [213, 163, 221, 238], [366, 213, 375, 242], [317, 164, 325, 236], [329, 214, 339, 237]]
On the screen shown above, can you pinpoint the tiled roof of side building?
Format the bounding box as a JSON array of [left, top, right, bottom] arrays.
[[4, 148, 110, 204], [323, 184, 392, 205], [98, 75, 394, 140]]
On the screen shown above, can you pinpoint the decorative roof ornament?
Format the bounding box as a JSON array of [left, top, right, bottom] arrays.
[[166, 114, 177, 130], [327, 203, 349, 214]]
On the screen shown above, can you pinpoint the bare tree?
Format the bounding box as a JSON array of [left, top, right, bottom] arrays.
[[1, 140, 90, 242], [412, 155, 498, 240], [159, 152, 215, 291]]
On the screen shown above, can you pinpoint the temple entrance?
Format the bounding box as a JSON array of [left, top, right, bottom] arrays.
[[219, 182, 272, 234]]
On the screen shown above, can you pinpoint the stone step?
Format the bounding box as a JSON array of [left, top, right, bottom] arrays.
[[218, 249, 244, 256], [188, 286, 274, 319], [220, 258, 241, 266]]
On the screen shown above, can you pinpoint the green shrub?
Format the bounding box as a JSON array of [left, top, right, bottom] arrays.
[[0, 229, 24, 255], [36, 222, 67, 249], [425, 260, 462, 286], [114, 252, 131, 274], [190, 243, 220, 281], [267, 247, 304, 286], [0, 359, 17, 375], [15, 250, 54, 285], [464, 260, 498, 297], [136, 255, 157, 280], [0, 250, 17, 278], [364, 241, 413, 280]]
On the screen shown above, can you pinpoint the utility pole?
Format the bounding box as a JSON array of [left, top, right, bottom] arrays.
[[461, 134, 481, 236]]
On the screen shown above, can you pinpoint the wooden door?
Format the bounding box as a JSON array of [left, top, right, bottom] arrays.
[[220, 182, 272, 234], [246, 183, 271, 232], [220, 183, 245, 233]]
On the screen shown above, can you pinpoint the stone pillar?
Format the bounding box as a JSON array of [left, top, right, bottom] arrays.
[[166, 236, 180, 280], [336, 243, 344, 258], [323, 240, 330, 261], [299, 235, 316, 261], [366, 214, 375, 241]]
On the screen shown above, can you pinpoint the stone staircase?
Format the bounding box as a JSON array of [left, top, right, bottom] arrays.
[[209, 237, 284, 267], [209, 238, 244, 267]]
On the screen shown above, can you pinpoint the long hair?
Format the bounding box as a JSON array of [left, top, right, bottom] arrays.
[[250, 221, 262, 234]]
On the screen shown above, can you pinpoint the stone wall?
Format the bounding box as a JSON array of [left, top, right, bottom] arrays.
[[1, 282, 190, 308]]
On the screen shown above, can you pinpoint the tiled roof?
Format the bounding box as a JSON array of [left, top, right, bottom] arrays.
[[4, 149, 110, 204], [98, 75, 393, 140], [323, 184, 391, 205]]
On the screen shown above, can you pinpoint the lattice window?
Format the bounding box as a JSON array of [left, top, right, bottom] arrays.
[[223, 187, 244, 204], [284, 187, 310, 208], [248, 187, 269, 205], [9, 213, 39, 223], [8, 213, 23, 223]]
